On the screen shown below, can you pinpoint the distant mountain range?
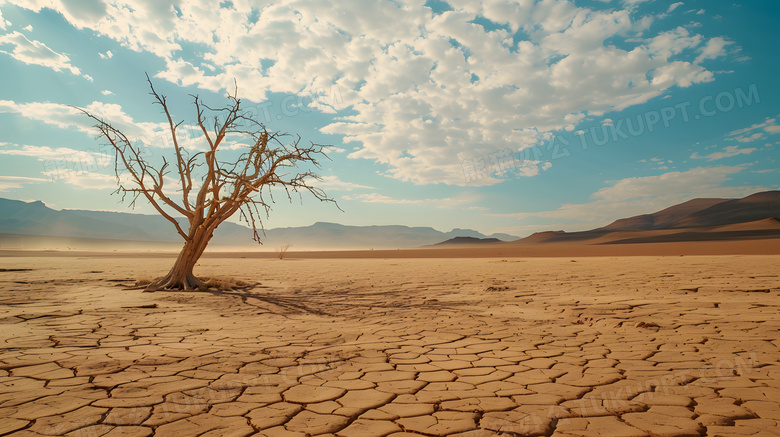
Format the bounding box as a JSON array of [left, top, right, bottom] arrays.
[[517, 190, 780, 245], [0, 198, 518, 250], [2, 191, 778, 251]]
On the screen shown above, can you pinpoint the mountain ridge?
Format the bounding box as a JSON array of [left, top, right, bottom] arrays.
[[597, 198, 730, 231], [517, 190, 780, 245], [0, 198, 517, 250]]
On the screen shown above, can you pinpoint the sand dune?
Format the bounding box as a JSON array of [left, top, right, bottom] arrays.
[[1, 253, 779, 436]]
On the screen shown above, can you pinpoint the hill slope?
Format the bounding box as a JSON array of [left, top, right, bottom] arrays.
[[599, 198, 729, 231], [518, 190, 780, 245], [671, 191, 780, 228], [430, 236, 503, 247]]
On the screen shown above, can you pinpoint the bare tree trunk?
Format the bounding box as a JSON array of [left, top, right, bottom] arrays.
[[145, 225, 215, 291]]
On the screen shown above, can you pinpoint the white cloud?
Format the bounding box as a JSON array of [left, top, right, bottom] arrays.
[[493, 165, 766, 227], [101, 89, 114, 96], [620, 0, 651, 8], [0, 143, 111, 166], [343, 192, 478, 209], [0, 175, 48, 191], [0, 99, 181, 149], [728, 116, 780, 138], [730, 132, 764, 143], [99, 50, 113, 59], [690, 145, 757, 161], [0, 143, 119, 189], [344, 193, 426, 205], [0, 99, 93, 134], [5, 0, 733, 185], [0, 31, 92, 80], [225, 142, 250, 151], [667, 2, 684, 13], [41, 169, 119, 190], [594, 166, 750, 202], [316, 175, 373, 191], [0, 8, 9, 30], [11, 0, 108, 30], [696, 37, 732, 63], [322, 146, 346, 154]]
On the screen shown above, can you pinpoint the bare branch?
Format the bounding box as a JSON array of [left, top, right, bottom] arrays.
[[146, 73, 193, 215], [76, 76, 338, 291]]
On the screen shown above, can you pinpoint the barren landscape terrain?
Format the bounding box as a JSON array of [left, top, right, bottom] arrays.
[[1, 253, 779, 436]]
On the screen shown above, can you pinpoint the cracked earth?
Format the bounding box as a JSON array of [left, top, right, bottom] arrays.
[[0, 254, 779, 436]]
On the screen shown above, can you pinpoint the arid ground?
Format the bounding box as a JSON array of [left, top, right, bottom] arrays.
[[1, 253, 779, 436]]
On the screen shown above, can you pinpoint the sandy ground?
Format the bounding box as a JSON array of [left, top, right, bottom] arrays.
[[1, 254, 779, 436]]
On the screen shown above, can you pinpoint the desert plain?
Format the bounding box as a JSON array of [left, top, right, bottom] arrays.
[[1, 250, 779, 436]]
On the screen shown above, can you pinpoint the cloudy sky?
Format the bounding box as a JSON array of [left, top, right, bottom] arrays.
[[0, 0, 778, 237]]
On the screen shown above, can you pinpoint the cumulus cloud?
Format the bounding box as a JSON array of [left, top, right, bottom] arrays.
[[690, 145, 757, 161], [0, 99, 94, 134], [696, 37, 732, 63], [0, 99, 188, 149], [13, 0, 107, 29], [493, 165, 768, 226], [5, 0, 734, 185], [0, 31, 92, 80], [0, 143, 110, 166], [0, 8, 9, 30]]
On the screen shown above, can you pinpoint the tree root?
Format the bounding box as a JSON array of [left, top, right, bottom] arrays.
[[141, 274, 255, 293], [143, 272, 206, 292]]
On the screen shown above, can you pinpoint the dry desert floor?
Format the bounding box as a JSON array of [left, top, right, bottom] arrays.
[[1, 253, 779, 436]]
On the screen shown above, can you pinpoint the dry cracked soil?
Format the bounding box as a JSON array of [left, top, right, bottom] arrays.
[[0, 254, 779, 436]]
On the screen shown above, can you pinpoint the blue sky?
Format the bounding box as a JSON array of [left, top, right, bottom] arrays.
[[0, 0, 778, 237]]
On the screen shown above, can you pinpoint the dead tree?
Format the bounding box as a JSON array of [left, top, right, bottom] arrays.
[[78, 75, 334, 291], [275, 243, 293, 260]]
